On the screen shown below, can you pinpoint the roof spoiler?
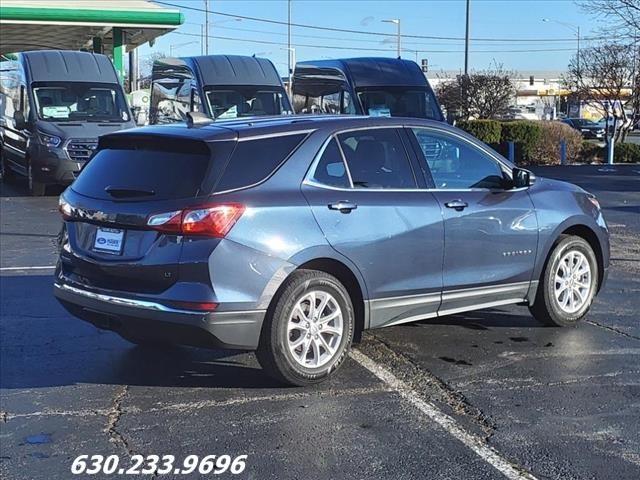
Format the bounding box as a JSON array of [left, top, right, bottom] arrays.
[[186, 112, 214, 128]]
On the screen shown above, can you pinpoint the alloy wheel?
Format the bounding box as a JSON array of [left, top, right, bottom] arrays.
[[554, 250, 592, 314], [287, 290, 344, 368]]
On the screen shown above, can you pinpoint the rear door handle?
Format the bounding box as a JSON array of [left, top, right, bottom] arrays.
[[328, 201, 358, 214], [444, 200, 468, 211]]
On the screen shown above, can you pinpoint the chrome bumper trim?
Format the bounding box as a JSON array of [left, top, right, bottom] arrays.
[[54, 282, 205, 316]]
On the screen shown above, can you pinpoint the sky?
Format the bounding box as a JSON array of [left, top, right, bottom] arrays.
[[140, 0, 604, 77]]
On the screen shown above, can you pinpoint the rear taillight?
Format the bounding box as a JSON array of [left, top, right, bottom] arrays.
[[147, 210, 182, 233], [146, 204, 244, 237]]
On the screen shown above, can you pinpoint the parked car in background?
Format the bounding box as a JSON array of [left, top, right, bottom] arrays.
[[150, 55, 293, 124], [54, 115, 609, 386], [562, 118, 606, 140], [0, 50, 135, 195], [501, 106, 539, 121], [292, 57, 443, 120]]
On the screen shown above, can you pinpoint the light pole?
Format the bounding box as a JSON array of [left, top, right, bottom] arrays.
[[288, 0, 292, 90], [170, 41, 198, 57], [382, 19, 401, 58], [204, 0, 209, 55], [184, 22, 205, 55], [542, 18, 581, 74]]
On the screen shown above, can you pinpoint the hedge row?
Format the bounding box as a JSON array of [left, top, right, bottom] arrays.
[[613, 143, 640, 163], [456, 120, 584, 165]]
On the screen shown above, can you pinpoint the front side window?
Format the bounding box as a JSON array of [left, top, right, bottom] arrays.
[[310, 138, 350, 188], [411, 128, 506, 190], [337, 128, 416, 189], [205, 86, 290, 120], [356, 87, 441, 120], [33, 82, 129, 122]]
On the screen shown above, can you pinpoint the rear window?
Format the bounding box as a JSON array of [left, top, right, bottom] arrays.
[[71, 137, 237, 201], [72, 149, 210, 200], [213, 133, 307, 192]]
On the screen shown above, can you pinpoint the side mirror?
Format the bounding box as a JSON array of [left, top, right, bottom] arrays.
[[13, 111, 27, 130], [512, 167, 532, 188]]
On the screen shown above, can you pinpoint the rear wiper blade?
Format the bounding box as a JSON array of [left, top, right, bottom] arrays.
[[104, 186, 155, 198]]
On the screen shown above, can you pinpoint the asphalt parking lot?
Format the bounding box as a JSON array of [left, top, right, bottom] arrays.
[[1, 165, 639, 480]]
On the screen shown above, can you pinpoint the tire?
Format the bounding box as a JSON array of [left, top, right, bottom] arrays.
[[27, 159, 46, 196], [529, 235, 598, 327], [256, 269, 355, 386]]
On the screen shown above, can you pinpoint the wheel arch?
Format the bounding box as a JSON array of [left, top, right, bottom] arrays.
[[536, 219, 606, 295], [267, 248, 369, 343], [296, 258, 366, 342], [560, 224, 606, 292]]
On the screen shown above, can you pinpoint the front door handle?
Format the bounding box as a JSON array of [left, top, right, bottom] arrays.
[[444, 200, 468, 211], [328, 201, 358, 214]]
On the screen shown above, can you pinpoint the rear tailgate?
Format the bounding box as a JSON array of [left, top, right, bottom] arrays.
[[59, 132, 235, 294]]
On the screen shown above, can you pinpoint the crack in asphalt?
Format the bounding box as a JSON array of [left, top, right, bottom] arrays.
[[3, 408, 110, 420], [357, 334, 496, 440], [142, 385, 392, 414], [1, 385, 392, 421], [105, 385, 132, 455], [586, 320, 640, 341], [454, 370, 640, 391]]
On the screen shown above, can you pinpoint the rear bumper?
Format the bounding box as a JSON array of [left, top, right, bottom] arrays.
[[53, 281, 265, 350]]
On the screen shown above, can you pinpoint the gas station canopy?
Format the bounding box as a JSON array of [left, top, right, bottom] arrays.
[[0, 0, 184, 78]]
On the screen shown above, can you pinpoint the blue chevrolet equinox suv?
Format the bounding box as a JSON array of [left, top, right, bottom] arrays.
[[54, 115, 610, 385]]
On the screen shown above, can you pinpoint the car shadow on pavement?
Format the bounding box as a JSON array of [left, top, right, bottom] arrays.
[[412, 307, 545, 329], [0, 274, 284, 391]]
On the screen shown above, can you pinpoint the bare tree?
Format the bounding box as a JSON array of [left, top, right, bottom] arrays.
[[577, 0, 640, 135], [563, 42, 635, 142], [436, 64, 516, 121], [578, 0, 640, 36]]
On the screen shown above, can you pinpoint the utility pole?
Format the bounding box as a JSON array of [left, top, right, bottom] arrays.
[[288, 0, 292, 96], [204, 0, 209, 55], [464, 0, 470, 75]]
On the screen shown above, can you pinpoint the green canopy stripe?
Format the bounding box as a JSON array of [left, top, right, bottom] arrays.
[[0, 6, 184, 26]]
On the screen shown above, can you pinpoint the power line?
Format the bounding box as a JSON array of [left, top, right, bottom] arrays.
[[210, 23, 594, 48], [154, 0, 609, 43], [171, 30, 578, 54]]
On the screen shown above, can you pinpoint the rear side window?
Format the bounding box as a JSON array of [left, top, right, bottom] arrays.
[[310, 138, 350, 188], [72, 142, 220, 201], [337, 128, 416, 189], [214, 133, 307, 192]]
